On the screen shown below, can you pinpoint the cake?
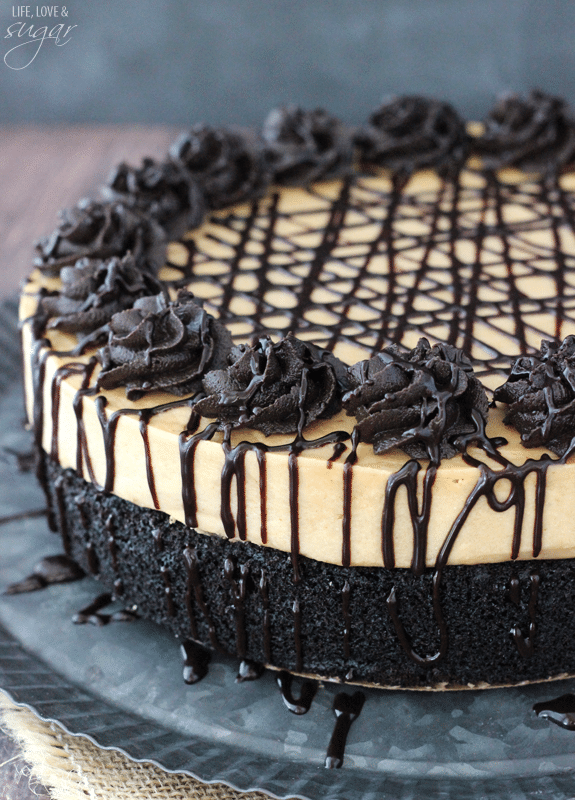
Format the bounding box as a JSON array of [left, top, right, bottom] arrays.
[[18, 92, 575, 689]]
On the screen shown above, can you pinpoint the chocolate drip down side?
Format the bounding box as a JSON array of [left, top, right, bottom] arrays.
[[26, 165, 575, 677], [39, 452, 575, 687], [31, 325, 567, 674]]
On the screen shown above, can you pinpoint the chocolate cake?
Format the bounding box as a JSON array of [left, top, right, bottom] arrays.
[[19, 92, 575, 689]]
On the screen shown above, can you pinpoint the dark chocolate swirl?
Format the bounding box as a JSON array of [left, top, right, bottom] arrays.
[[34, 199, 167, 277], [40, 254, 164, 337], [355, 96, 469, 178], [494, 337, 575, 456], [474, 90, 575, 172], [97, 290, 233, 400], [343, 338, 488, 461], [194, 333, 346, 435], [103, 158, 206, 239], [262, 106, 353, 185], [169, 125, 271, 210]]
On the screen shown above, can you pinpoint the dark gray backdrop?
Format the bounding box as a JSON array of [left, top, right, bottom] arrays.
[[1, 0, 573, 126]]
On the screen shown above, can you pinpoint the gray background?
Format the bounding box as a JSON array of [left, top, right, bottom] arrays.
[[1, 0, 574, 126]]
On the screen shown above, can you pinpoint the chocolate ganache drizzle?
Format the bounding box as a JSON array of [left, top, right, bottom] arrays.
[[474, 90, 575, 172], [262, 105, 353, 185], [494, 336, 575, 456], [34, 198, 167, 277], [25, 93, 575, 688], [97, 290, 233, 399], [355, 95, 469, 179]]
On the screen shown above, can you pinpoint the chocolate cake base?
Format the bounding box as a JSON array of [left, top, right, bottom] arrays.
[[41, 453, 575, 689]]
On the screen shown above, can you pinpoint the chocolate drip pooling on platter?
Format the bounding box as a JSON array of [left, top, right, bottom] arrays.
[[533, 694, 575, 730], [22, 94, 575, 688], [72, 592, 139, 626], [4, 554, 84, 595], [325, 690, 366, 769], [180, 639, 211, 684], [276, 671, 317, 714]]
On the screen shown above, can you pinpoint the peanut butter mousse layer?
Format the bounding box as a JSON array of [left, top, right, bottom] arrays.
[[20, 168, 575, 569]]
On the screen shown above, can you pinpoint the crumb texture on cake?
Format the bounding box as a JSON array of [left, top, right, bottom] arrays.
[[43, 454, 575, 689]]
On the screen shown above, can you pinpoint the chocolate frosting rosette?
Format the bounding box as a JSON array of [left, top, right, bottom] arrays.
[[39, 253, 164, 337], [343, 338, 488, 461], [103, 157, 206, 239], [262, 105, 353, 185], [355, 95, 469, 179], [494, 336, 575, 456], [474, 90, 575, 172], [35, 199, 167, 277], [97, 290, 233, 400], [169, 124, 271, 210], [194, 332, 347, 435]]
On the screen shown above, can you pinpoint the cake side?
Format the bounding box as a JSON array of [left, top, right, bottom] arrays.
[[42, 452, 575, 689], [20, 169, 575, 569]]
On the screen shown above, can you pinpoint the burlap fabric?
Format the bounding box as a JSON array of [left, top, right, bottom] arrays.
[[0, 694, 278, 800]]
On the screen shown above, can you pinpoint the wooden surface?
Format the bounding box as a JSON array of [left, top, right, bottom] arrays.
[[0, 125, 178, 301], [0, 125, 178, 799]]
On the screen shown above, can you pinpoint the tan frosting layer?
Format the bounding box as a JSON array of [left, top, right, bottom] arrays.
[[21, 169, 575, 568]]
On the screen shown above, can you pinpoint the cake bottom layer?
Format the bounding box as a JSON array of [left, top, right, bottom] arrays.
[[40, 454, 575, 689]]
